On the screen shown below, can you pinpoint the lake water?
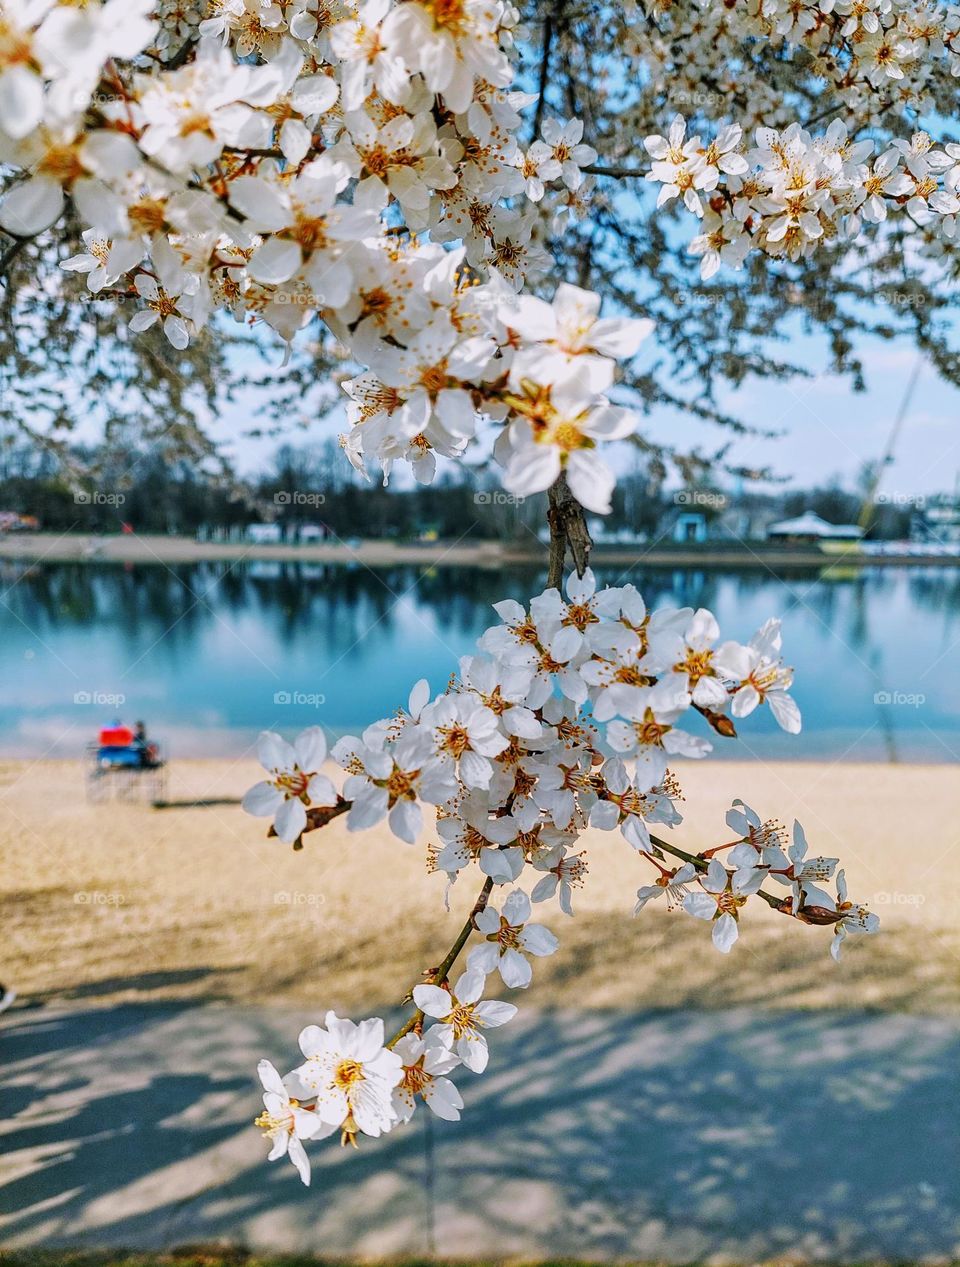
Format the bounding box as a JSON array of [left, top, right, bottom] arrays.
[[0, 559, 958, 763]]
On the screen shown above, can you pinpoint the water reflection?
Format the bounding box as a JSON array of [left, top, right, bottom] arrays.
[[0, 560, 958, 761]]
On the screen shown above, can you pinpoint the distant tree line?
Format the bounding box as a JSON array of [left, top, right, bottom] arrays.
[[0, 435, 920, 541]]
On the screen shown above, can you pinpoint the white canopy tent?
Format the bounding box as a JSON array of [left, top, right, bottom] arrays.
[[767, 512, 863, 540]]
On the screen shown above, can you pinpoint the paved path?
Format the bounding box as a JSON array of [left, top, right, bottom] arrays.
[[1, 1004, 958, 1261]]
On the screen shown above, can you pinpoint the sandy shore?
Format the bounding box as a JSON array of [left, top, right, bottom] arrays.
[[1, 530, 955, 568], [1, 757, 955, 1014]]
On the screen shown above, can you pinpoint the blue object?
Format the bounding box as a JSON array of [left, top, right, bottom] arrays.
[[97, 746, 143, 767]]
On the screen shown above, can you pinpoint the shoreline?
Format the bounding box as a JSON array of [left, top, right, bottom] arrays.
[[1, 747, 951, 764], [0, 531, 956, 568]]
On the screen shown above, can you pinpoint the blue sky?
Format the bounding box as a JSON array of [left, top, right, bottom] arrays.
[[652, 333, 960, 497], [210, 326, 960, 498]]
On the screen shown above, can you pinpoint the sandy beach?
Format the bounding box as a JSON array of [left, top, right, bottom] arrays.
[[4, 758, 959, 1261], [1, 757, 956, 1015]]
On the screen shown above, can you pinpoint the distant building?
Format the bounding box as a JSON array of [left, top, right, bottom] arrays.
[[298, 523, 327, 543], [656, 501, 779, 545], [247, 523, 283, 544], [766, 512, 863, 543], [585, 518, 647, 545], [911, 496, 960, 545], [672, 512, 708, 544], [715, 505, 780, 541]]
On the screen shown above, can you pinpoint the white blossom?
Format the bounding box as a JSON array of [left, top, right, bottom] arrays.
[[293, 1013, 403, 1139], [242, 727, 338, 843], [467, 889, 559, 987], [392, 1032, 464, 1122], [255, 1059, 331, 1184], [413, 970, 517, 1073]]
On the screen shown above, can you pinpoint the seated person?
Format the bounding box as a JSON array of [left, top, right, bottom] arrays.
[[132, 721, 159, 767]]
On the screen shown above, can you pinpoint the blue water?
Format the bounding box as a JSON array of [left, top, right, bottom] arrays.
[[0, 559, 958, 761]]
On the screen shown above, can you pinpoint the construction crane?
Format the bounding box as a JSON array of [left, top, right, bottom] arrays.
[[857, 354, 924, 536]]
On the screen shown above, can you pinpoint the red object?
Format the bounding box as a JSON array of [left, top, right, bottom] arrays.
[[121, 523, 134, 534], [99, 725, 134, 746]]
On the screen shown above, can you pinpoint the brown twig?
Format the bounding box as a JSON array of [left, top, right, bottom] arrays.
[[530, 11, 555, 141], [546, 470, 592, 588], [273, 797, 495, 1039], [0, 236, 29, 283], [267, 797, 351, 848], [164, 36, 198, 70], [582, 163, 648, 178], [385, 876, 495, 1048], [649, 831, 784, 910]]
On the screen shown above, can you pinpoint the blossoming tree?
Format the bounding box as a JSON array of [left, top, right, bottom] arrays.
[[8, 0, 945, 1178]]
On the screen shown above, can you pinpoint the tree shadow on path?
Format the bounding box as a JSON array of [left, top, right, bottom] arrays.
[[1, 1004, 957, 1261]]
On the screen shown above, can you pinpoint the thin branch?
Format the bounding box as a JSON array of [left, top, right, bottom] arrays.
[[0, 236, 29, 284], [164, 35, 198, 70], [547, 470, 592, 588], [803, 98, 847, 131], [649, 832, 784, 910], [530, 10, 555, 141], [386, 875, 495, 1048], [281, 798, 495, 1043], [583, 163, 648, 178], [267, 797, 350, 848], [221, 146, 287, 159]]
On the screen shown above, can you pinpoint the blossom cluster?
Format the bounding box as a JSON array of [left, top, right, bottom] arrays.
[[0, 0, 652, 505], [632, 0, 960, 126], [8, 0, 960, 498], [0, 0, 889, 1194], [245, 571, 878, 1180], [693, 0, 960, 107], [644, 115, 960, 277]]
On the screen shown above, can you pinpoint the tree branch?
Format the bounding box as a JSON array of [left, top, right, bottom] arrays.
[[267, 797, 350, 848], [583, 163, 648, 178], [277, 798, 495, 1042], [164, 35, 198, 70], [386, 875, 495, 1048], [649, 831, 785, 910], [0, 236, 29, 283], [547, 470, 592, 588], [530, 10, 555, 141]]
